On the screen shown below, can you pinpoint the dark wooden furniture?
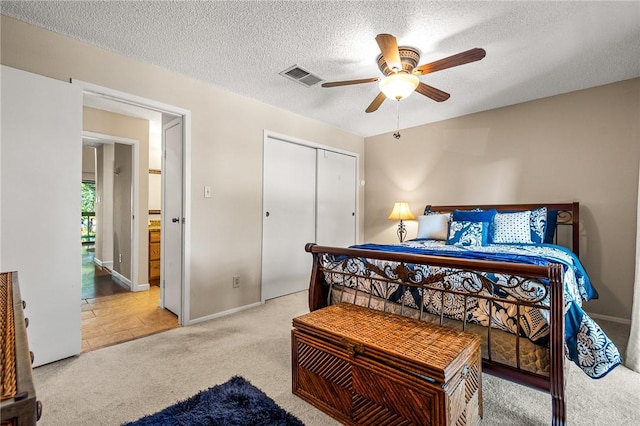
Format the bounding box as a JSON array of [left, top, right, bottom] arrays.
[[293, 303, 482, 425], [148, 228, 161, 285], [305, 202, 580, 426], [1, 271, 41, 425]]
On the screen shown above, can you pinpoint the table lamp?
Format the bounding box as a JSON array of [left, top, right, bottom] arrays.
[[388, 201, 414, 242]]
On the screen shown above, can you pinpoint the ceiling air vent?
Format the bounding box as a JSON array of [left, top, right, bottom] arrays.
[[279, 65, 324, 87]]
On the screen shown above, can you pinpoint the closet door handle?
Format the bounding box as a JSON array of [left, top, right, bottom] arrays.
[[172, 217, 180, 223], [265, 211, 270, 217]]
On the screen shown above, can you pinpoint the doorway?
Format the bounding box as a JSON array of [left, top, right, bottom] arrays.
[[74, 79, 191, 329], [79, 132, 181, 351], [82, 132, 140, 290], [1, 66, 189, 363], [81, 135, 136, 299]]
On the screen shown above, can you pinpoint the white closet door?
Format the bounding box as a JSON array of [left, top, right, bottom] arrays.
[[262, 138, 316, 300], [316, 150, 357, 247], [1, 66, 82, 366]]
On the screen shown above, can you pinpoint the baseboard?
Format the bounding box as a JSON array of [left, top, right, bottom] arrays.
[[110, 270, 132, 290], [132, 282, 150, 292], [94, 258, 114, 271], [587, 311, 631, 325], [186, 301, 263, 326]]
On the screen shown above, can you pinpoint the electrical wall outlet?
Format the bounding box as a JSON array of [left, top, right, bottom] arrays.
[[232, 275, 240, 288], [119, 253, 122, 263]]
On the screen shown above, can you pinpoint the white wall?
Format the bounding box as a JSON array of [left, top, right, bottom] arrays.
[[148, 118, 162, 221], [95, 144, 114, 267], [113, 143, 133, 280]]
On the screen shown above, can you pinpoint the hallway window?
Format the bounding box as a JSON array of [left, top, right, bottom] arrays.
[[81, 181, 96, 243]]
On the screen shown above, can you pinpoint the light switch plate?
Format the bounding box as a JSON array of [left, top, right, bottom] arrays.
[[204, 186, 212, 198]]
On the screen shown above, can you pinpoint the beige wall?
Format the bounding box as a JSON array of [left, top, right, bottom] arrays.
[[1, 16, 365, 321], [81, 146, 95, 181], [364, 78, 640, 321]]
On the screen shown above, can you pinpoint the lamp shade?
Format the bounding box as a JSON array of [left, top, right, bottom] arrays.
[[379, 73, 419, 100], [388, 201, 415, 221]]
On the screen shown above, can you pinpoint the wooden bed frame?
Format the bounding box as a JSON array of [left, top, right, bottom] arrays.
[[305, 202, 580, 426]]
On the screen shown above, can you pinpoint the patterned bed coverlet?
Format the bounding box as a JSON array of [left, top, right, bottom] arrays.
[[320, 239, 622, 379]]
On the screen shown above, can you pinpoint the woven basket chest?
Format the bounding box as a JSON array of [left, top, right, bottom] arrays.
[[1, 272, 41, 426], [292, 303, 482, 426]]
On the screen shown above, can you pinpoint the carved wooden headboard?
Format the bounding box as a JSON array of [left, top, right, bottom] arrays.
[[424, 202, 580, 257]]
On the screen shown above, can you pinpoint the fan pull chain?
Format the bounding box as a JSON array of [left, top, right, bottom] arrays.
[[393, 100, 401, 139]]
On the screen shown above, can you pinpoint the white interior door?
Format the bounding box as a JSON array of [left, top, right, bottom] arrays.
[[162, 118, 183, 316], [262, 138, 316, 300], [316, 150, 357, 247], [1, 65, 82, 366]]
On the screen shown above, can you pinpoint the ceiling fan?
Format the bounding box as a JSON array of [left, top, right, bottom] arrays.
[[322, 34, 486, 113]]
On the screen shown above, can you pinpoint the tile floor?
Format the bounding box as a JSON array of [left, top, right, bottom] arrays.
[[81, 284, 179, 352], [81, 243, 179, 352]]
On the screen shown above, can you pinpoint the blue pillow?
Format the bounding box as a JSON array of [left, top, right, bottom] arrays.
[[544, 210, 558, 243], [529, 207, 547, 244], [446, 221, 489, 246], [452, 208, 497, 224]]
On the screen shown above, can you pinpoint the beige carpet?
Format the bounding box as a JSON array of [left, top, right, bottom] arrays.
[[33, 291, 640, 425]]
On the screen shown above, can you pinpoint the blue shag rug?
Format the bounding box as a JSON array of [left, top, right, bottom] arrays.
[[122, 376, 305, 426]]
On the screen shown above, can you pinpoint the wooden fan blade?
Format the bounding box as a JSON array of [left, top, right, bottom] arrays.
[[321, 77, 380, 88], [413, 48, 486, 75], [415, 82, 450, 102], [365, 92, 386, 113], [375, 33, 402, 71]]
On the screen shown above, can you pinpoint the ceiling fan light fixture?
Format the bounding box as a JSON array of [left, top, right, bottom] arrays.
[[379, 73, 419, 100]]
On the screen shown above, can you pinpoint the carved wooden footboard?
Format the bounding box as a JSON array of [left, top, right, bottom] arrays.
[[305, 243, 567, 425]]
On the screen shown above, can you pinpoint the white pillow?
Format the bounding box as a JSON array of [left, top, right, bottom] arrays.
[[416, 213, 450, 240], [492, 211, 533, 244]]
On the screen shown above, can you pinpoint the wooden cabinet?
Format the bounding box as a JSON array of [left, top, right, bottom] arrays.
[[148, 229, 160, 285], [292, 303, 482, 426]]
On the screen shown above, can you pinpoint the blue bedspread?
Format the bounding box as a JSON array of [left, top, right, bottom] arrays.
[[341, 240, 622, 379]]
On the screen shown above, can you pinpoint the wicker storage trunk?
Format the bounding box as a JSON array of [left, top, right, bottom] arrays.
[[1, 272, 41, 426], [292, 303, 482, 426]]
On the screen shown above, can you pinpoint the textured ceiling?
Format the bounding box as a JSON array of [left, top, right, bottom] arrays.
[[2, 1, 639, 137]]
